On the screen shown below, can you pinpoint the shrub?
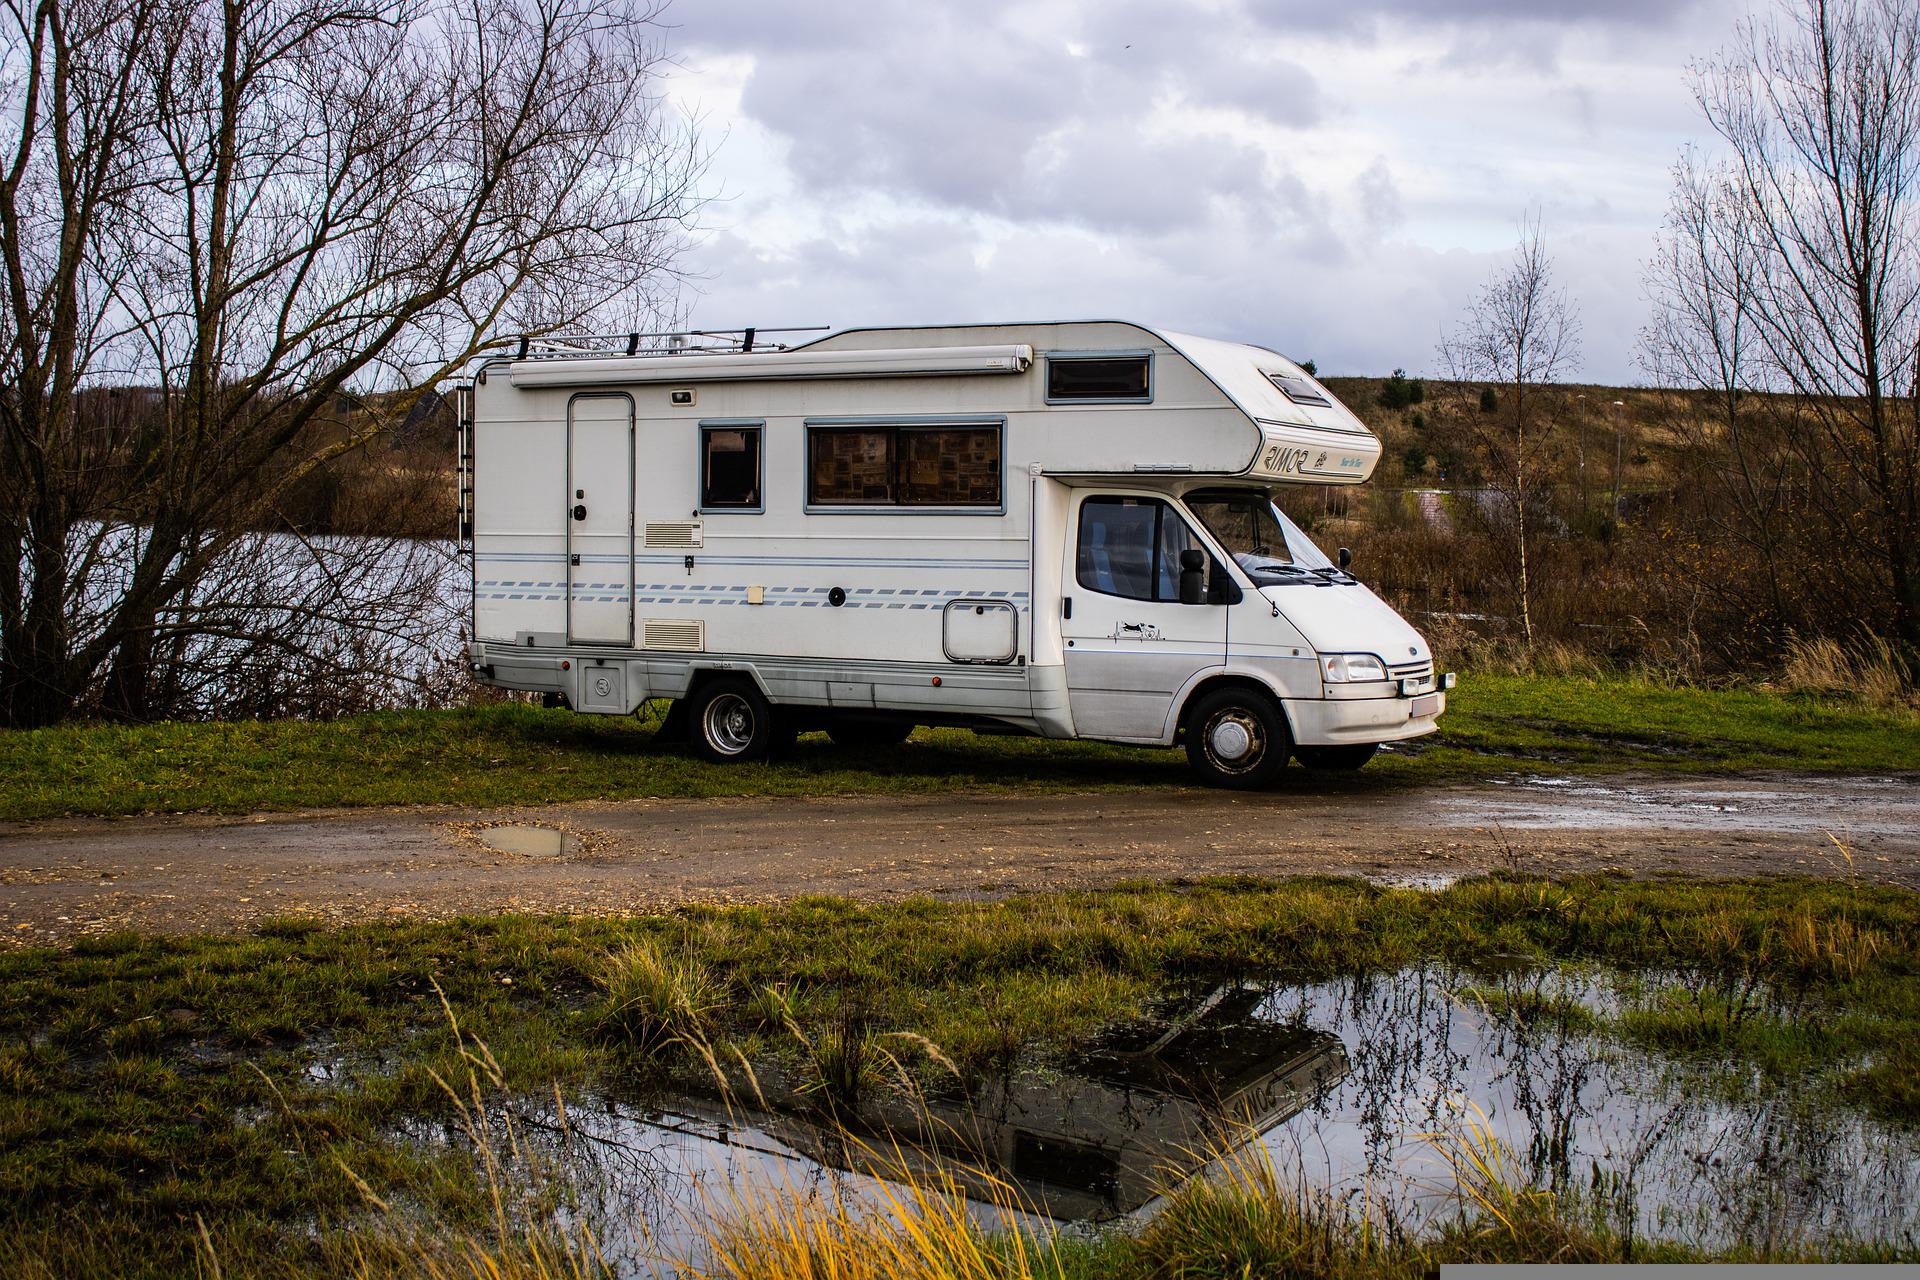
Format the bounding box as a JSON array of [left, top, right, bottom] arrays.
[[1379, 368, 1426, 410], [1479, 386, 1500, 414]]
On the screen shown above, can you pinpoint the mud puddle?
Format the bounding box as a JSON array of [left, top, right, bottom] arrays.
[[1438, 774, 1920, 840], [390, 966, 1918, 1273]]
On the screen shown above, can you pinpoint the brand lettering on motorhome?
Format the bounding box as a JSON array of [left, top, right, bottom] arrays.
[[1263, 445, 1314, 474]]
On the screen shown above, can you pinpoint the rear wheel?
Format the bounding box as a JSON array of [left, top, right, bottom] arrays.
[[1293, 743, 1379, 771], [827, 718, 915, 748], [1184, 688, 1289, 789], [689, 678, 775, 763]]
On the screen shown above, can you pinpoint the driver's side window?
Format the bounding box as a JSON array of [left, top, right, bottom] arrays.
[[1076, 496, 1205, 602]]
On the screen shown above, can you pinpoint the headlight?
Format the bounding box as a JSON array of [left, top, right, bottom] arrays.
[[1322, 653, 1389, 683]]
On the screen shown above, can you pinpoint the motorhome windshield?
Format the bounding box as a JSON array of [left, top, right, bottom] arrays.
[[1184, 489, 1348, 586]]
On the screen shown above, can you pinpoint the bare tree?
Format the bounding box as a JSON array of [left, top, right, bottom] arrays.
[[1437, 220, 1582, 645], [1641, 148, 1797, 650], [0, 0, 702, 726], [1683, 0, 1920, 648]]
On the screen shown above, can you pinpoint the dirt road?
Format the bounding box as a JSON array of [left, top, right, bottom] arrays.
[[2, 772, 1915, 944]]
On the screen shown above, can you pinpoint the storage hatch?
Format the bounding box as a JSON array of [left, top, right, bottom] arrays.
[[943, 599, 1017, 664]]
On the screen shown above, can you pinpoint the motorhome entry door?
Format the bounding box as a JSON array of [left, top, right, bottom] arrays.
[[565, 393, 635, 646], [1062, 494, 1228, 740]]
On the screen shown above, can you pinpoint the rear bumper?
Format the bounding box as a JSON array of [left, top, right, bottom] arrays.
[[1283, 690, 1445, 746]]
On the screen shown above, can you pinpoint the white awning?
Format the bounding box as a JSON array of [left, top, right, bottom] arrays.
[[506, 344, 1033, 387]]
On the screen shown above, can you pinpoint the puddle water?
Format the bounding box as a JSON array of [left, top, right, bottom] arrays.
[[1448, 776, 1920, 840], [478, 825, 578, 858], [1378, 872, 1463, 892], [394, 967, 1919, 1273]]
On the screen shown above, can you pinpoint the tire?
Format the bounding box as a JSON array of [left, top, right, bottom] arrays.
[[827, 718, 915, 748], [1293, 743, 1379, 771], [689, 678, 775, 763], [1184, 687, 1290, 789]]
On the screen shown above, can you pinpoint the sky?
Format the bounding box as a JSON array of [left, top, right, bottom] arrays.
[[658, 0, 1755, 384]]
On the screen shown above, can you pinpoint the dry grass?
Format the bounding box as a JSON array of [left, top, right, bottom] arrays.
[[677, 1134, 1065, 1280], [1781, 634, 1918, 710]]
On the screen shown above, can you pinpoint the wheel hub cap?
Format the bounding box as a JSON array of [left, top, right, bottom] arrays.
[[705, 695, 755, 754], [1209, 719, 1253, 761]]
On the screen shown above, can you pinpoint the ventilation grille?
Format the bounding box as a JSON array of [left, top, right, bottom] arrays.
[[643, 520, 704, 549], [642, 618, 705, 652]]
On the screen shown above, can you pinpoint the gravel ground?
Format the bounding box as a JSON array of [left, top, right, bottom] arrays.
[[2, 771, 1915, 945]]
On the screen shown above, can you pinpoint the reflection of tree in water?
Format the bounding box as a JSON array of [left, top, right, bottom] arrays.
[[1249, 965, 1920, 1251], [385, 968, 1919, 1262]]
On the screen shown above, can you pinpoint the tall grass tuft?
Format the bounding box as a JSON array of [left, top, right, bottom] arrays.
[[680, 1135, 1065, 1280], [1127, 1129, 1391, 1279], [594, 935, 724, 1050], [1781, 633, 1916, 709], [1416, 1103, 1605, 1263]]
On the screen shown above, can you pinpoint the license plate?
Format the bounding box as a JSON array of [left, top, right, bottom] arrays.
[[1410, 694, 1440, 718]]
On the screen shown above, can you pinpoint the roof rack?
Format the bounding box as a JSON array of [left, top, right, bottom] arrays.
[[509, 326, 831, 361]]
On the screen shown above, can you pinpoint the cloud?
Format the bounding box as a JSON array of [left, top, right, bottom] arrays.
[[664, 0, 1745, 382], [675, 0, 1325, 234]]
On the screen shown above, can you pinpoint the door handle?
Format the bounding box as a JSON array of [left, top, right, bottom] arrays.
[[571, 503, 587, 521]]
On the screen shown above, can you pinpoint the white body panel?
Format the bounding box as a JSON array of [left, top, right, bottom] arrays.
[[464, 321, 1443, 751]]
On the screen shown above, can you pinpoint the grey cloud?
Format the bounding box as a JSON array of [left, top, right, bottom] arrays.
[[1183, 52, 1323, 125], [1354, 157, 1404, 237], [684, 206, 1650, 384], [677, 0, 1324, 235], [1239, 0, 1710, 37]]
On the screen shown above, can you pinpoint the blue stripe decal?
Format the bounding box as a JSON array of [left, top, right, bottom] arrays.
[[479, 552, 1026, 570]]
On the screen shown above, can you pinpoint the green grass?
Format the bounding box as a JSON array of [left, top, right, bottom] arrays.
[[0, 874, 1916, 1275], [0, 674, 1913, 820]]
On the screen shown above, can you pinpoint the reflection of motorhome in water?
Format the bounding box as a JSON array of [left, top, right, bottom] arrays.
[[665, 984, 1349, 1223], [458, 322, 1454, 787]]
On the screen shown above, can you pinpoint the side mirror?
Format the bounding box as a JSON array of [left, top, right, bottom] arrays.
[[1178, 548, 1206, 605], [1337, 546, 1352, 570]]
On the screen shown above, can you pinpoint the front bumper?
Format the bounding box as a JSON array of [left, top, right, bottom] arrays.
[[1284, 688, 1447, 746]]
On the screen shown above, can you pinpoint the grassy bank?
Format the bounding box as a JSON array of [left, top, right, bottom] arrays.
[[0, 674, 1915, 820], [0, 874, 1915, 1275]]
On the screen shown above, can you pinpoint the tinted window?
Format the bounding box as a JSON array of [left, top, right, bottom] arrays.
[[700, 426, 761, 509], [1047, 356, 1150, 401], [808, 424, 1001, 507], [898, 426, 1001, 505], [1077, 496, 1207, 602], [810, 428, 893, 504]]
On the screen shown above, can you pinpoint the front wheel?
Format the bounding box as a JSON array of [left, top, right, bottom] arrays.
[[1184, 688, 1289, 789], [1293, 743, 1379, 771], [689, 678, 775, 763]]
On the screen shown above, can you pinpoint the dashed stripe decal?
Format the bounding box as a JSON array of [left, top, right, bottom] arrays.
[[477, 582, 1030, 611], [480, 552, 1027, 570]]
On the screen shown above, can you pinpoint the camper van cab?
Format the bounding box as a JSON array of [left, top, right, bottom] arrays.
[[458, 321, 1452, 789]]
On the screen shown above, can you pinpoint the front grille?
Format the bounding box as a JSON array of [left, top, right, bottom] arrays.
[[1390, 660, 1434, 686]]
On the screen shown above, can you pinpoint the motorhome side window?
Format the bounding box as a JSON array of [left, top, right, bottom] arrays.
[[700, 425, 762, 510], [807, 424, 1001, 507], [1076, 497, 1206, 601], [1046, 355, 1150, 402]]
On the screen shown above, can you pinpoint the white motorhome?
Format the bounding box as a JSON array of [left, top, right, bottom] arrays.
[[457, 321, 1452, 788]]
